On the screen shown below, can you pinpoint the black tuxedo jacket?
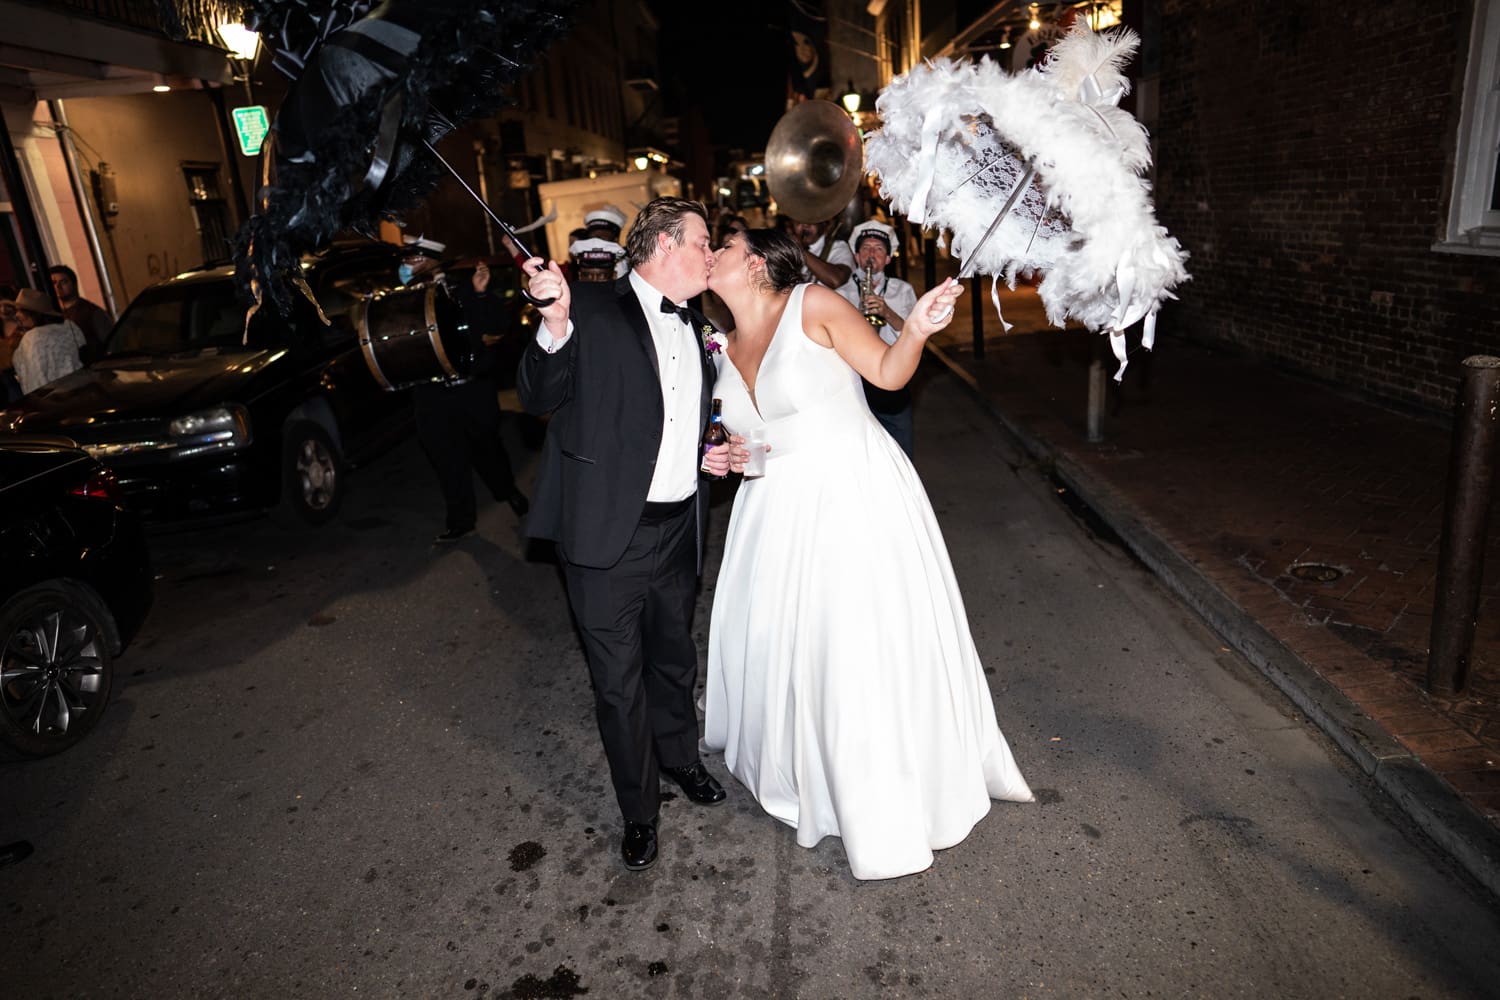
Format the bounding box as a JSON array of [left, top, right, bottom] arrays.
[[516, 276, 715, 570]]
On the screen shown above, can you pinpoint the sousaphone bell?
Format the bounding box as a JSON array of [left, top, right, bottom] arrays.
[[764, 100, 864, 224]]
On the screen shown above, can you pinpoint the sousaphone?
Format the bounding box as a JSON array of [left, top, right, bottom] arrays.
[[764, 100, 864, 224]]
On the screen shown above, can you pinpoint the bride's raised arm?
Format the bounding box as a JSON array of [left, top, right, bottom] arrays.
[[802, 279, 963, 390]]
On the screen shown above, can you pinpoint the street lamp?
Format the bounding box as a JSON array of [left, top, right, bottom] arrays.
[[216, 22, 260, 62], [841, 81, 861, 115], [216, 21, 260, 106]]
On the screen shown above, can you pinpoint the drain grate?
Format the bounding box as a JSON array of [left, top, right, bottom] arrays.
[[1288, 562, 1346, 583]]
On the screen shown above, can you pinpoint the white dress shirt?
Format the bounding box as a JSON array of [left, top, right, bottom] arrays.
[[13, 319, 85, 394], [836, 273, 918, 346], [631, 271, 704, 502], [532, 273, 703, 503]]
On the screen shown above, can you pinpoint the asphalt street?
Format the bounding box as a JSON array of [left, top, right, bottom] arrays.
[[2, 368, 1498, 999]]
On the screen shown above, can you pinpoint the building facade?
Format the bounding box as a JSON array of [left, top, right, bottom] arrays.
[[0, 0, 243, 315], [1150, 0, 1500, 412], [0, 0, 660, 318], [824, 0, 1498, 414]]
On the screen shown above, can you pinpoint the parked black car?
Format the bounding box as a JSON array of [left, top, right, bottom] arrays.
[[0, 243, 457, 524], [0, 435, 152, 758]]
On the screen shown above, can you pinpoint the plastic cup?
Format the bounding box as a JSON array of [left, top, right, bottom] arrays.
[[743, 429, 767, 479]]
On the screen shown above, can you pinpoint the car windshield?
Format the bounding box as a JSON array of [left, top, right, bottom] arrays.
[[102, 279, 274, 357]]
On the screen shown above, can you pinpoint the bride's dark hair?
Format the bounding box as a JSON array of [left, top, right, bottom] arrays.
[[741, 229, 806, 293]]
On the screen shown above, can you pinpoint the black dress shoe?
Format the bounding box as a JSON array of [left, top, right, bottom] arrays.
[[661, 761, 727, 805], [621, 819, 658, 871], [507, 490, 529, 517], [433, 526, 473, 544]]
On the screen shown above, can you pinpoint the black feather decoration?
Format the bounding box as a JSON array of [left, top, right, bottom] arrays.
[[232, 0, 577, 317]]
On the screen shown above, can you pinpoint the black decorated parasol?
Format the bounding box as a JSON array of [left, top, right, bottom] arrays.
[[164, 0, 576, 319]]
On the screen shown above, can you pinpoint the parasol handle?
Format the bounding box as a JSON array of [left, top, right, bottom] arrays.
[[420, 138, 556, 307]]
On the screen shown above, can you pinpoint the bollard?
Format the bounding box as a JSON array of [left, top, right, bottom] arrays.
[[1086, 349, 1108, 443], [1427, 355, 1500, 695], [970, 275, 985, 360]]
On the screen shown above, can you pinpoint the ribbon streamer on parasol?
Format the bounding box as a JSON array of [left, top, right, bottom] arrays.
[[865, 23, 1189, 380]]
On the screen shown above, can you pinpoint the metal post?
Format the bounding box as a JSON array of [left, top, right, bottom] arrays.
[[970, 274, 984, 360], [897, 218, 909, 281], [49, 99, 119, 317], [474, 139, 497, 256], [203, 88, 253, 229], [1427, 355, 1500, 695], [1086, 340, 1108, 443]]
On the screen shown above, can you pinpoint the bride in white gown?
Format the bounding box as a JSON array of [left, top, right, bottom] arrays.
[[704, 230, 1033, 881]]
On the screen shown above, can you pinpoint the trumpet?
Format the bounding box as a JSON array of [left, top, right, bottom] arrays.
[[857, 260, 886, 328]]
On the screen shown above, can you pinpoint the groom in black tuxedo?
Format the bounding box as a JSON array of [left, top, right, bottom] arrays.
[[517, 198, 734, 871]]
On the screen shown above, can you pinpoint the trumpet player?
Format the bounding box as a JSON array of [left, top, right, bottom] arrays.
[[837, 220, 918, 457]]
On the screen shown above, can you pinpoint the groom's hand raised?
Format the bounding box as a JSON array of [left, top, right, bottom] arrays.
[[524, 258, 572, 339]]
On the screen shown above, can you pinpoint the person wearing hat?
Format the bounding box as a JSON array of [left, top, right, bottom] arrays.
[[583, 204, 628, 244], [568, 235, 629, 283], [398, 236, 529, 543], [836, 220, 918, 456], [9, 287, 86, 396]]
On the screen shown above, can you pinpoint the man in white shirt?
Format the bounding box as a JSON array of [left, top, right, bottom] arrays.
[[517, 198, 736, 873], [9, 288, 85, 396], [836, 220, 919, 456], [791, 217, 854, 289]]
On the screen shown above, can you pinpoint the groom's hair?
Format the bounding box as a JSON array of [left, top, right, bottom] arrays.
[[625, 197, 707, 268]]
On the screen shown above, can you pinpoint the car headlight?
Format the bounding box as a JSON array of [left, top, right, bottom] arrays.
[[85, 404, 252, 460], [167, 404, 252, 455]]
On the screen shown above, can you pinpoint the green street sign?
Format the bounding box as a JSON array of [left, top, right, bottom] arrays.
[[231, 105, 269, 156]]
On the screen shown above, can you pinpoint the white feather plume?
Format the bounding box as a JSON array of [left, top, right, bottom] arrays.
[[865, 23, 1189, 354]]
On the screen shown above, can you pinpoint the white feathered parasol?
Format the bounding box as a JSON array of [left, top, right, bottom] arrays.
[[865, 24, 1189, 379]]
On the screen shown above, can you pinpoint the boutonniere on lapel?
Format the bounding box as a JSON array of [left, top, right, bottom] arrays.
[[701, 323, 727, 357]]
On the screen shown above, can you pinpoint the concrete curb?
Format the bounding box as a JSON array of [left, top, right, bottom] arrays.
[[926, 341, 1500, 900]]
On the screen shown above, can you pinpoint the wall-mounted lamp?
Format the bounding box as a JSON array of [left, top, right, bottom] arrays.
[[841, 80, 861, 115]]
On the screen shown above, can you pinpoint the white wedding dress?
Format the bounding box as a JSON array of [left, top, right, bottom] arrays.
[[704, 284, 1033, 881]]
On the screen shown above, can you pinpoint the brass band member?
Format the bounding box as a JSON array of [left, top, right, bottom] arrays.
[[836, 220, 918, 456]]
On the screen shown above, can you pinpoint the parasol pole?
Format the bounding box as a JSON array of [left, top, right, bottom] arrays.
[[957, 159, 1037, 280], [420, 138, 556, 306]]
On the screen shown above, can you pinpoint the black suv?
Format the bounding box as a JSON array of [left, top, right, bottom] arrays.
[[0, 244, 491, 524]]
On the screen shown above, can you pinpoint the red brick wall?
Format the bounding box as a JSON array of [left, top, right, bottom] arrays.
[[1150, 0, 1500, 413]]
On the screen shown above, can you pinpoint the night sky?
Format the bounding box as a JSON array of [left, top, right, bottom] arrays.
[[649, 0, 791, 154]]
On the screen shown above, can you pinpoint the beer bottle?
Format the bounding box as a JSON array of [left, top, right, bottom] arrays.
[[700, 398, 729, 478]]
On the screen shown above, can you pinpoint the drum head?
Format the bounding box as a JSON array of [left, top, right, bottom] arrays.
[[357, 283, 473, 391]]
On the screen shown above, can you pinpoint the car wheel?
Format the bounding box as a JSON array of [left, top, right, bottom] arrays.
[[282, 420, 343, 525], [0, 582, 116, 759]]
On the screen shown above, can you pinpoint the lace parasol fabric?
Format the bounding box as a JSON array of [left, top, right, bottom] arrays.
[[865, 24, 1189, 378]]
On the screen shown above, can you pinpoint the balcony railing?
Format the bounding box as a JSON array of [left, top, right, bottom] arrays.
[[47, 0, 227, 47]]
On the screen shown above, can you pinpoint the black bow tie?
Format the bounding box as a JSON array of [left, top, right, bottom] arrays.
[[660, 296, 695, 325]]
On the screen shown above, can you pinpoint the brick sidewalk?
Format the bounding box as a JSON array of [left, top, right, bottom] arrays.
[[923, 285, 1500, 839]]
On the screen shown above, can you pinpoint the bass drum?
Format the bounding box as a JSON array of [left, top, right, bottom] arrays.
[[354, 283, 473, 391]]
